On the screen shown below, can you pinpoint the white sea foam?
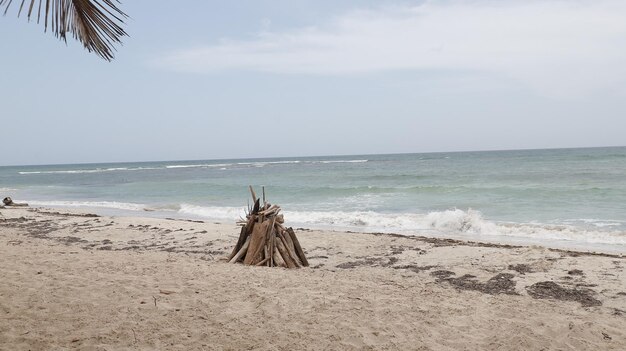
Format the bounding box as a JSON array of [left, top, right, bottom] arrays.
[[417, 209, 626, 246], [18, 159, 367, 175], [19, 198, 626, 250], [165, 163, 232, 169], [27, 168, 127, 174], [143, 203, 181, 212], [165, 165, 200, 169], [171, 205, 626, 248], [232, 159, 367, 167], [563, 218, 626, 228], [315, 159, 368, 164], [18, 167, 160, 175], [237, 161, 302, 166], [28, 200, 146, 211], [313, 209, 626, 248]]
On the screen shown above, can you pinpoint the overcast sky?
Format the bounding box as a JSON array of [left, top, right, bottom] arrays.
[[1, 0, 625, 166]]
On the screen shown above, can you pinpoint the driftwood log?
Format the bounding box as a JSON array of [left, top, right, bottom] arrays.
[[228, 186, 309, 268], [2, 197, 28, 207]]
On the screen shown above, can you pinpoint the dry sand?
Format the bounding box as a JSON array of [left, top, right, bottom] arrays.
[[1, 206, 625, 350]]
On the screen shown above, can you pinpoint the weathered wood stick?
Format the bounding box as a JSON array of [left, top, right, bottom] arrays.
[[285, 234, 303, 268], [287, 227, 309, 267], [244, 221, 270, 265], [251, 198, 260, 215], [269, 227, 275, 267], [280, 230, 302, 267], [282, 229, 296, 254], [229, 237, 250, 263], [258, 209, 277, 217], [228, 224, 249, 261], [262, 186, 266, 207], [256, 257, 270, 266], [249, 186, 257, 203], [276, 214, 284, 224], [273, 247, 286, 267], [276, 232, 298, 268], [265, 217, 276, 266], [257, 204, 279, 215]]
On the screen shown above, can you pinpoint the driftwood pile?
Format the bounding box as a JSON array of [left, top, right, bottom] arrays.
[[228, 187, 309, 268]]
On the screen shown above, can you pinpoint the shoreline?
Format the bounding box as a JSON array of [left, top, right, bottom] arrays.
[[1, 206, 625, 349], [9, 204, 626, 256]]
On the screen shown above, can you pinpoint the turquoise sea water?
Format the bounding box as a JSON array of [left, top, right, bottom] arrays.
[[1, 147, 625, 252]]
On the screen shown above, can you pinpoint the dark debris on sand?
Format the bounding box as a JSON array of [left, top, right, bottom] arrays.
[[436, 272, 518, 295], [430, 270, 456, 279], [336, 255, 401, 269], [567, 269, 584, 276], [1, 216, 64, 237], [526, 281, 601, 307], [508, 264, 533, 275], [336, 257, 383, 269], [28, 208, 99, 217], [393, 265, 438, 273]]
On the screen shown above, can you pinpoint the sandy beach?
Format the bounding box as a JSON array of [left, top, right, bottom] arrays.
[[0, 206, 624, 350], [4, 0, 625, 349]]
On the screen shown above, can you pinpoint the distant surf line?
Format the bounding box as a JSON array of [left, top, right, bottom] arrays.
[[18, 159, 368, 175]]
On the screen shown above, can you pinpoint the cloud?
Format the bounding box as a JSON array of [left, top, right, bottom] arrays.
[[154, 1, 626, 98]]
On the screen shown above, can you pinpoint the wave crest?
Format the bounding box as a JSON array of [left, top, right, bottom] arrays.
[[22, 200, 626, 250], [28, 200, 146, 211], [172, 205, 626, 247], [18, 159, 368, 175]]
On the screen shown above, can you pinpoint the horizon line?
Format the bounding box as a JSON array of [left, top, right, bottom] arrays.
[[1, 145, 624, 168]]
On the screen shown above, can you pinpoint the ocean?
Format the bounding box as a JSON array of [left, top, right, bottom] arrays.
[[1, 147, 625, 253]]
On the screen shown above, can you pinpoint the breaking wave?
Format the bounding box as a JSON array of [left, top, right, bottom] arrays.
[[19, 167, 160, 175], [23, 201, 626, 250], [18, 159, 368, 174], [174, 205, 626, 247], [27, 200, 147, 212]]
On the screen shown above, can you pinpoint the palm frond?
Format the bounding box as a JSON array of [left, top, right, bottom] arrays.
[[1, 0, 128, 61]]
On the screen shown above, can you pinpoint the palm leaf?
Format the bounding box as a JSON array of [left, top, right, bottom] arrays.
[[1, 0, 128, 61]]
